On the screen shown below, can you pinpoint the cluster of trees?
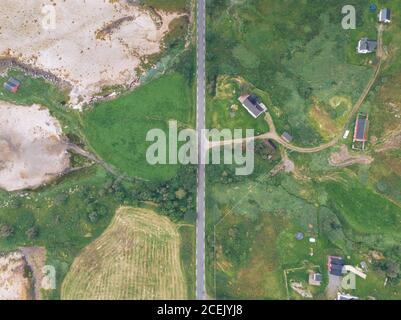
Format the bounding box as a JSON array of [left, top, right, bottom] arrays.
[[175, 46, 195, 87], [0, 165, 197, 247], [374, 246, 401, 284], [78, 165, 198, 223], [207, 164, 247, 185], [0, 223, 39, 241], [131, 165, 197, 221]]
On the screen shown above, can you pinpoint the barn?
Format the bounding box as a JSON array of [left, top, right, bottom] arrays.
[[3, 78, 21, 93], [353, 113, 369, 150]]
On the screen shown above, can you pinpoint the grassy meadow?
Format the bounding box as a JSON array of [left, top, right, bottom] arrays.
[[83, 73, 194, 181]]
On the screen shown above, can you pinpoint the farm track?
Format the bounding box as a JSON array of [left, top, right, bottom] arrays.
[[209, 24, 385, 154], [61, 207, 187, 300], [65, 141, 147, 182]]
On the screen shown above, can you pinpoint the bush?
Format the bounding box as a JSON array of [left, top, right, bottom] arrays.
[[26, 226, 39, 240], [0, 224, 14, 239]]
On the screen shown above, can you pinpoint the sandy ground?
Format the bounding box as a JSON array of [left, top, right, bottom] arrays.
[[0, 0, 177, 107], [0, 251, 33, 300], [329, 145, 373, 168], [0, 102, 70, 191]]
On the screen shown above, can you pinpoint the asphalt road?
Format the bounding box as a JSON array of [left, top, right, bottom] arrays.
[[196, 0, 206, 300]]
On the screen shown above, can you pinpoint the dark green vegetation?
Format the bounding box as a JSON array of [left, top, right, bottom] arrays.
[[179, 225, 196, 299], [207, 0, 401, 300], [83, 73, 193, 181], [140, 0, 189, 12]]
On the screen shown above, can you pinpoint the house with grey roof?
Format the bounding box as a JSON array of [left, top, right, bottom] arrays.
[[378, 8, 391, 23], [357, 37, 377, 54], [238, 94, 267, 118]]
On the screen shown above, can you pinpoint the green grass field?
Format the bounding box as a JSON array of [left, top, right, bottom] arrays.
[[83, 73, 194, 181]]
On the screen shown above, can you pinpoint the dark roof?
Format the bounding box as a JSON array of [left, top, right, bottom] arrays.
[[385, 8, 391, 19], [241, 94, 266, 118], [328, 256, 345, 276], [329, 266, 344, 276], [358, 38, 377, 52], [7, 78, 20, 87], [354, 114, 369, 141], [4, 83, 14, 91], [380, 8, 391, 21], [313, 273, 322, 282], [264, 139, 277, 150], [4, 78, 20, 92]]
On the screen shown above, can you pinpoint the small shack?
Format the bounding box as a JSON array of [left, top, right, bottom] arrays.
[[352, 113, 369, 150], [309, 273, 322, 286], [378, 8, 391, 23], [4, 78, 21, 93]]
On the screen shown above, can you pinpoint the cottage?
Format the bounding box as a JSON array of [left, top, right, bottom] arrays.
[[378, 8, 391, 23], [3, 78, 20, 93], [238, 94, 267, 118], [357, 38, 377, 54], [309, 272, 322, 286], [328, 256, 345, 276], [281, 132, 293, 143]]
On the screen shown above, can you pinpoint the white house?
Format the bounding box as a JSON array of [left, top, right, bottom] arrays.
[[378, 8, 391, 23], [357, 37, 377, 54]]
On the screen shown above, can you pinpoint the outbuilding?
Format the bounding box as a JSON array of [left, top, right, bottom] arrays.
[[357, 38, 377, 54], [3, 78, 21, 93], [378, 8, 391, 23], [309, 273, 322, 286], [328, 256, 345, 276]]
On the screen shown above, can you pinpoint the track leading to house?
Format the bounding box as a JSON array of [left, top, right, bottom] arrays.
[[196, 0, 207, 300], [208, 24, 385, 155]]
